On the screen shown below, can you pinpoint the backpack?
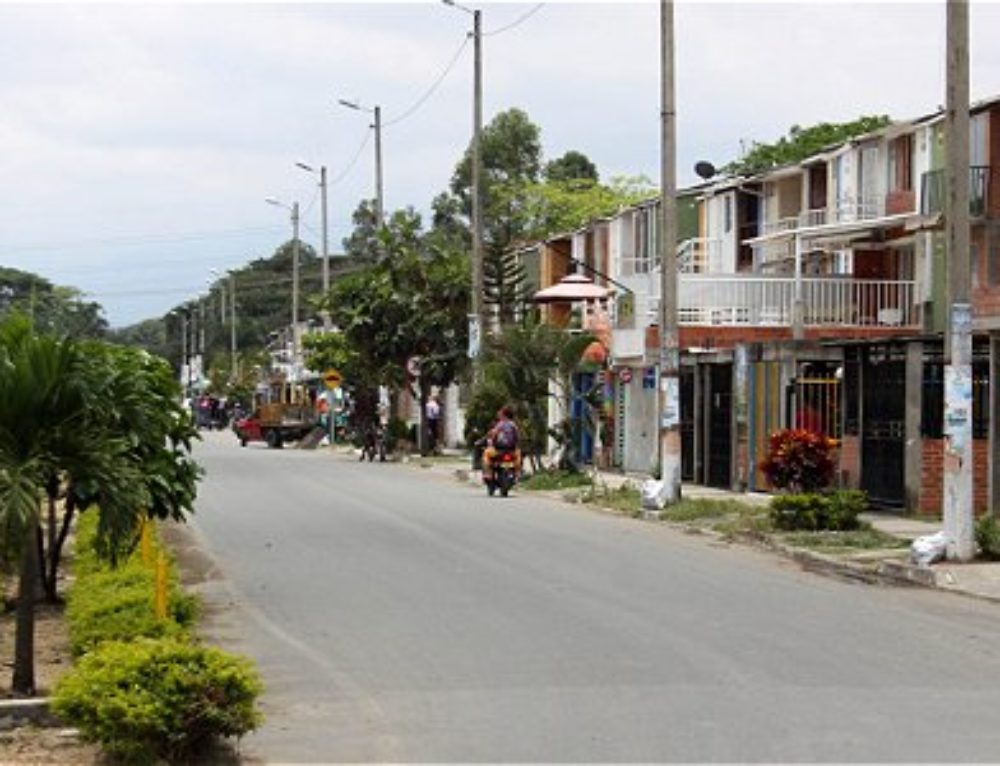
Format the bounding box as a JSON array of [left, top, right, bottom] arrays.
[[494, 420, 518, 451]]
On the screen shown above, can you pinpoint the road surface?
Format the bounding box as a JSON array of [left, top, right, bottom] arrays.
[[182, 431, 1000, 762]]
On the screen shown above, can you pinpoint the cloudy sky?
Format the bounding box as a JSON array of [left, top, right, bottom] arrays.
[[2, 0, 999, 327]]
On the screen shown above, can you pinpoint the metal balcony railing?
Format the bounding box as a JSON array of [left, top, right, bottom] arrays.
[[920, 166, 991, 217]]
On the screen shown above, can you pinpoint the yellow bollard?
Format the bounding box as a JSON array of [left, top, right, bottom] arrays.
[[154, 551, 169, 621], [140, 518, 153, 567]]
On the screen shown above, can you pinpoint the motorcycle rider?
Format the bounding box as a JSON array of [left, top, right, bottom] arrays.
[[482, 405, 521, 480]]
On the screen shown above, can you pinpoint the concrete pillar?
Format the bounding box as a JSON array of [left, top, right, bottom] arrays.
[[904, 341, 924, 512], [733, 344, 751, 491]]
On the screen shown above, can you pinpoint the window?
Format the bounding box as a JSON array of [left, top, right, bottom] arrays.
[[724, 195, 732, 233], [887, 135, 913, 192]]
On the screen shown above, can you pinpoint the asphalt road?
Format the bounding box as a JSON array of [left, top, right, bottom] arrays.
[[185, 430, 1000, 763]]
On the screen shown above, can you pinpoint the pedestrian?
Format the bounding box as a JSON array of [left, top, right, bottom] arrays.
[[425, 393, 441, 453]]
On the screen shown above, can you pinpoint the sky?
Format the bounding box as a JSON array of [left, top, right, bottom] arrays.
[[1, 0, 999, 328]]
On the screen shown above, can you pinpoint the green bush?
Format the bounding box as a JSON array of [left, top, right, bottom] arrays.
[[975, 515, 1000, 560], [66, 560, 196, 656], [770, 490, 866, 531], [53, 637, 263, 763]]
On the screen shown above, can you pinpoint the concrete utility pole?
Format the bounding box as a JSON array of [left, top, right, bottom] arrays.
[[297, 162, 331, 329], [472, 8, 484, 365], [443, 0, 484, 370], [180, 310, 188, 392], [292, 201, 301, 382], [230, 273, 238, 382], [943, 0, 974, 560], [374, 106, 384, 228], [653, 0, 681, 509]]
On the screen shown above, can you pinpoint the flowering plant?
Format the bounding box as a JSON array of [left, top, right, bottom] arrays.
[[758, 428, 836, 492]]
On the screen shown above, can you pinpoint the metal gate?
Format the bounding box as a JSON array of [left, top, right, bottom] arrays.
[[861, 346, 906, 507], [707, 364, 733, 489], [681, 368, 695, 481], [792, 371, 842, 439]]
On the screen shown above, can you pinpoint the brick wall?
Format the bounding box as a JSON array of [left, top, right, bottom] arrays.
[[838, 435, 861, 489], [919, 437, 989, 515]]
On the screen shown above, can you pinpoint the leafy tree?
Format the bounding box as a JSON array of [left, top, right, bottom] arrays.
[[342, 199, 382, 261], [544, 150, 598, 184], [465, 318, 596, 471], [0, 267, 107, 338], [324, 212, 469, 450], [520, 175, 655, 241], [0, 316, 201, 695], [725, 115, 892, 176]]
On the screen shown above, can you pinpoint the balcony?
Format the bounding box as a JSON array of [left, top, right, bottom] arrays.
[[677, 275, 917, 328], [920, 166, 991, 217], [676, 238, 720, 273]]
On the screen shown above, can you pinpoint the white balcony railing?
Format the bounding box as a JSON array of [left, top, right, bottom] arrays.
[[677, 276, 917, 328], [676, 238, 721, 273]]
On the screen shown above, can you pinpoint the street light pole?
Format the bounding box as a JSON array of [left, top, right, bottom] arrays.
[[297, 162, 331, 329], [443, 0, 485, 373], [338, 99, 384, 227], [230, 272, 238, 382], [266, 197, 302, 381], [655, 0, 681, 510]]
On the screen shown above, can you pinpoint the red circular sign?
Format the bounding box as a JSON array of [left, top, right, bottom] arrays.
[[618, 368, 633, 384]]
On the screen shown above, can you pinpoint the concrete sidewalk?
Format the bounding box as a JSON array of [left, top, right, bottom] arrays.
[[349, 447, 1000, 606]]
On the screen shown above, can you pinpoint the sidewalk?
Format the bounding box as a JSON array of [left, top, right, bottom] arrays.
[[351, 447, 1000, 605]]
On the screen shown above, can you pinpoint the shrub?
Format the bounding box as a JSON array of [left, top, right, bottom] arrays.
[[770, 490, 866, 531], [66, 560, 196, 656], [975, 515, 1000, 561], [759, 428, 836, 493], [53, 637, 263, 763]]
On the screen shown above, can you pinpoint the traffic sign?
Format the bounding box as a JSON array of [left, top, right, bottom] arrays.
[[618, 368, 633, 384], [322, 369, 343, 390]]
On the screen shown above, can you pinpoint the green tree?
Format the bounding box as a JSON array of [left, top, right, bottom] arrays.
[[0, 267, 107, 338], [725, 115, 892, 176], [325, 212, 469, 450], [544, 150, 598, 184], [0, 316, 201, 695], [341, 199, 382, 261]]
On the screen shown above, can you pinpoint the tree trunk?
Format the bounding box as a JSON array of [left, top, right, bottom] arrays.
[[46, 495, 77, 604], [12, 530, 39, 696]]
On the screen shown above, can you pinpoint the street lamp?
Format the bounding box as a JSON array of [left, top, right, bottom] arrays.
[[442, 0, 484, 370], [296, 161, 331, 329], [337, 98, 384, 227], [265, 197, 301, 382]]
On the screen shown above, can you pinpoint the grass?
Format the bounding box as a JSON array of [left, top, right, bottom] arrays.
[[659, 498, 754, 524], [778, 525, 911, 553], [583, 482, 642, 516], [711, 507, 774, 539], [520, 470, 594, 492]]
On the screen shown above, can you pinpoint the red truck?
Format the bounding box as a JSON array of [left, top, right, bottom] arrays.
[[234, 403, 316, 449]]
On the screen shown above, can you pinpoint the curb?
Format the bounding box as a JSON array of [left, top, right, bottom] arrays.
[[0, 698, 59, 731]]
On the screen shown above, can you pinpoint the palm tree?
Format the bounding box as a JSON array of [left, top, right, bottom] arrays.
[[0, 316, 87, 694]]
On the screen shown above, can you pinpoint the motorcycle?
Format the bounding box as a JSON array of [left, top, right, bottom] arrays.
[[485, 450, 518, 498], [359, 423, 387, 463]]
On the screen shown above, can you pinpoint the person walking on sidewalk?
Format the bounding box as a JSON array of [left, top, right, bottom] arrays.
[[426, 393, 442, 454]]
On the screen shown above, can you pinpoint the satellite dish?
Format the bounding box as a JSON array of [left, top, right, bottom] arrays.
[[694, 161, 717, 180]]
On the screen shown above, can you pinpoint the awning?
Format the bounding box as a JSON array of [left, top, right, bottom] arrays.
[[533, 273, 611, 303]]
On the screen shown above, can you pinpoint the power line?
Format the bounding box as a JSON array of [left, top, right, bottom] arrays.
[[0, 224, 285, 254], [382, 34, 470, 128], [329, 127, 372, 186], [484, 3, 544, 37]]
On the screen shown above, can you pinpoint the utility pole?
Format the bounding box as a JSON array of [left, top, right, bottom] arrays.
[[653, 0, 681, 510], [374, 106, 384, 227], [180, 310, 188, 393], [320, 165, 330, 328], [292, 201, 301, 383], [943, 0, 973, 560], [296, 162, 331, 328], [229, 273, 238, 382], [471, 7, 484, 371]]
